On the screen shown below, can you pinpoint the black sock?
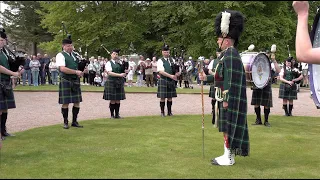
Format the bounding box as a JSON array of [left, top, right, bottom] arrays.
[[167, 101, 172, 114], [211, 99, 216, 124], [110, 104, 115, 117], [254, 106, 261, 121], [264, 108, 270, 122], [283, 104, 288, 115], [289, 104, 293, 115], [115, 103, 120, 117], [160, 102, 165, 113], [72, 106, 80, 123], [1, 112, 8, 135], [61, 108, 69, 124]]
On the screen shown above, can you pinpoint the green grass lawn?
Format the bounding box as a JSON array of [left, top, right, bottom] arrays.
[[0, 115, 319, 179]]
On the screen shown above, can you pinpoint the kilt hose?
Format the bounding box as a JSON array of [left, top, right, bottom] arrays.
[[251, 83, 273, 107], [103, 78, 126, 101], [0, 79, 16, 110], [279, 83, 297, 100], [157, 78, 177, 99], [59, 77, 82, 104]]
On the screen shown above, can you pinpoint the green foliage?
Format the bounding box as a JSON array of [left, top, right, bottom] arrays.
[[3, 1, 318, 62], [2, 1, 53, 53]]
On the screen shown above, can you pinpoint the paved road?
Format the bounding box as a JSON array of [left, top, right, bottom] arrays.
[[7, 87, 319, 133]]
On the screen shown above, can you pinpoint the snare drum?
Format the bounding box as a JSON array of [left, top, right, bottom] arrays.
[[309, 64, 320, 109], [241, 52, 271, 89]]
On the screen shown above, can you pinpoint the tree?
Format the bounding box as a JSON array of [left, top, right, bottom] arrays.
[[2, 1, 53, 55]]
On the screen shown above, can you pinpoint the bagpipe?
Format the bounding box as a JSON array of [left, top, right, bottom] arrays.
[[61, 22, 88, 74], [0, 28, 26, 72], [101, 44, 128, 74], [286, 45, 302, 85], [161, 35, 180, 76]]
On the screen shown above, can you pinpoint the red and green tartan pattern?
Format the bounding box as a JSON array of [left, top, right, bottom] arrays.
[[58, 77, 82, 104], [219, 47, 250, 157], [251, 82, 273, 107], [0, 79, 16, 110], [279, 83, 297, 100], [157, 78, 177, 99], [103, 78, 126, 100]]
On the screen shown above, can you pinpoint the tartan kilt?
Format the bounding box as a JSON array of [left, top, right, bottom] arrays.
[[251, 83, 273, 107], [279, 83, 297, 100], [0, 79, 16, 110], [209, 85, 216, 98], [103, 78, 126, 100], [157, 78, 177, 98], [215, 101, 228, 132], [59, 77, 82, 104]]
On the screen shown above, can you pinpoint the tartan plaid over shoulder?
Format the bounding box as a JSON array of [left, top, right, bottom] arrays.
[[222, 47, 250, 157]]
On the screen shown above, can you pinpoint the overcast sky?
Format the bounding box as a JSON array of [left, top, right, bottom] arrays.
[[0, 2, 9, 12]]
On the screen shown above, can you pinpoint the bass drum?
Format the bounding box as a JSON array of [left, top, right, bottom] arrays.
[[309, 64, 320, 109], [241, 52, 271, 89]]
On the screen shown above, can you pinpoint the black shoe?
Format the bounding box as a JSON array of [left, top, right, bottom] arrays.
[[252, 119, 262, 125], [71, 122, 83, 128], [264, 122, 271, 127], [115, 115, 123, 119], [161, 112, 165, 117], [63, 123, 69, 129], [168, 112, 173, 116], [3, 132, 15, 137]]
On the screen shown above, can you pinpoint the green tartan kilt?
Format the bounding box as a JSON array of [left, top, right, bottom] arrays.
[[251, 82, 273, 107], [103, 78, 126, 100], [157, 78, 177, 99], [59, 77, 82, 104], [217, 102, 228, 132], [279, 83, 297, 100], [0, 79, 16, 110], [209, 85, 216, 98]]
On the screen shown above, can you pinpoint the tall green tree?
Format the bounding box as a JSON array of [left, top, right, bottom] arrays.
[[2, 1, 53, 55]]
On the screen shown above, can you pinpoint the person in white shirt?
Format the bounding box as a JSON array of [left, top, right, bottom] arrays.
[[301, 62, 309, 87], [127, 57, 136, 87], [94, 74, 102, 86], [157, 44, 179, 117], [55, 37, 84, 129], [103, 49, 126, 119], [49, 57, 58, 85], [151, 56, 158, 86]]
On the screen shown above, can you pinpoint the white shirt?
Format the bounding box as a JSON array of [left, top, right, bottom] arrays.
[[279, 67, 292, 76], [94, 76, 102, 83], [157, 57, 175, 72], [271, 62, 275, 71], [56, 51, 77, 67], [105, 59, 116, 72], [208, 60, 214, 70], [128, 61, 136, 74], [301, 62, 308, 70]]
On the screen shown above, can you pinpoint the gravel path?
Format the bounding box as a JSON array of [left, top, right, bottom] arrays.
[[7, 86, 318, 133]]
